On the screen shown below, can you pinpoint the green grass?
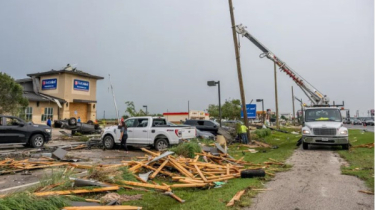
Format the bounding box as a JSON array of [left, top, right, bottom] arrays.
[[169, 139, 203, 158], [337, 129, 374, 191], [118, 131, 301, 210], [0, 193, 69, 210]]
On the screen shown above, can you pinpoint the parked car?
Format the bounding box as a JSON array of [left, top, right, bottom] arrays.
[[0, 115, 52, 148], [184, 120, 219, 135], [365, 119, 374, 126], [353, 119, 362, 125], [343, 119, 351, 124], [101, 117, 196, 151], [197, 129, 215, 140]]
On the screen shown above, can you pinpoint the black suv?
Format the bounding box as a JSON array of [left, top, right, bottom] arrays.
[[184, 120, 218, 135], [0, 115, 52, 148]]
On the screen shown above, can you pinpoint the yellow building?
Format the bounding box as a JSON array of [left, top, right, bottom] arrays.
[[16, 64, 103, 124]]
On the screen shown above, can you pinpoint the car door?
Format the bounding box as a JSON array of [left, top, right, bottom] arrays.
[[124, 118, 136, 144], [195, 120, 205, 131], [132, 118, 149, 144], [0, 116, 13, 143], [203, 120, 217, 134], [0, 117, 27, 143]]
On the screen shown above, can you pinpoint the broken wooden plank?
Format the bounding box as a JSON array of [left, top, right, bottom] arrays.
[[193, 164, 208, 182], [34, 186, 119, 196], [149, 159, 169, 179], [119, 181, 170, 191], [358, 190, 374, 195], [62, 206, 142, 210], [226, 190, 245, 206]]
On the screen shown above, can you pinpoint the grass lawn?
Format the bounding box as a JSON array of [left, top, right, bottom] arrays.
[[336, 129, 374, 191], [120, 130, 301, 210]]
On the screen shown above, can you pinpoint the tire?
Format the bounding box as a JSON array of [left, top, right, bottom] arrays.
[[302, 142, 309, 150], [342, 144, 349, 150], [68, 117, 77, 126], [241, 169, 266, 178], [87, 120, 94, 125], [30, 134, 45, 148], [154, 139, 169, 151], [103, 135, 115, 149], [71, 130, 77, 135]]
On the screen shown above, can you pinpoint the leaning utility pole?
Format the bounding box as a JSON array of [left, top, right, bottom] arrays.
[[228, 0, 251, 141], [292, 86, 295, 125], [274, 62, 279, 129]]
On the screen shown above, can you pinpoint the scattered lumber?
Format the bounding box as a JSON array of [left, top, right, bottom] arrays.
[[34, 186, 119, 196], [226, 190, 245, 206], [358, 190, 374, 195], [352, 143, 374, 149], [62, 206, 142, 210]]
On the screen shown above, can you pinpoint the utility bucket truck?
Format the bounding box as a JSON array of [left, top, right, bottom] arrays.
[[235, 24, 349, 150]]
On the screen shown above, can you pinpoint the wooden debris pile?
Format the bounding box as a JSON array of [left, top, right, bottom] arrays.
[[0, 157, 68, 175], [120, 148, 281, 190], [352, 143, 374, 149]]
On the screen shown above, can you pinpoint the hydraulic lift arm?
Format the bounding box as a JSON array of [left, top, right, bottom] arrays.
[[235, 24, 329, 105]]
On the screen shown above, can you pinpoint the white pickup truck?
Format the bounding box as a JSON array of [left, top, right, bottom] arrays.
[[101, 117, 196, 151]]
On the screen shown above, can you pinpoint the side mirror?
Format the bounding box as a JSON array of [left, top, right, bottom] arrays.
[[18, 122, 25, 127]]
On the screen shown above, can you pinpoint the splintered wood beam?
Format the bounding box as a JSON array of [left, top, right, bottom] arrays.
[[34, 186, 119, 196], [226, 190, 245, 206], [193, 164, 208, 182], [119, 181, 170, 191], [140, 148, 159, 157], [62, 206, 142, 210], [168, 158, 194, 178], [169, 183, 207, 188], [149, 159, 169, 179]]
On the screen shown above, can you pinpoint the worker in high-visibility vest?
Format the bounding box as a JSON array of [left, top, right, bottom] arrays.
[[240, 124, 249, 144]]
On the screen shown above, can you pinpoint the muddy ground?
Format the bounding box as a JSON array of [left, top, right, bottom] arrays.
[[246, 145, 374, 210], [0, 128, 146, 193]]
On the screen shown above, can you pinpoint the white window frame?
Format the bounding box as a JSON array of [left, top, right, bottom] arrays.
[[41, 107, 53, 121]]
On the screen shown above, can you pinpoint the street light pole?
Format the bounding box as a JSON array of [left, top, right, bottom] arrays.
[[207, 81, 222, 127], [218, 81, 222, 127], [292, 86, 295, 125], [274, 62, 279, 129]]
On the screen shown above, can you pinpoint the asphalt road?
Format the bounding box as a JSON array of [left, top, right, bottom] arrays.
[[246, 146, 374, 210], [344, 124, 374, 132]]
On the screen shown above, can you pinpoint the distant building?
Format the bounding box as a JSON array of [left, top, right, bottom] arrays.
[[163, 110, 209, 124], [16, 64, 104, 124]]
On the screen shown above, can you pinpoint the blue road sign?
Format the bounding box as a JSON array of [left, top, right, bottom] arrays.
[[241, 104, 256, 119]]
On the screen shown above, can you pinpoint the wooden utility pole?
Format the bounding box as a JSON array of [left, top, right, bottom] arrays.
[[292, 86, 295, 125], [228, 0, 251, 141], [274, 62, 279, 129]]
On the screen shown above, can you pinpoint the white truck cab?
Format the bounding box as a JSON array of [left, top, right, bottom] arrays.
[[101, 117, 196, 151], [301, 106, 349, 150]]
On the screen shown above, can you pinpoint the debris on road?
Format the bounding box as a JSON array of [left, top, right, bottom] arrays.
[[358, 190, 374, 195], [352, 143, 374, 149], [100, 193, 143, 203]]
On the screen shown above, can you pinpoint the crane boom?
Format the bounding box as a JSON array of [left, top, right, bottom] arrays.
[[235, 24, 329, 105]]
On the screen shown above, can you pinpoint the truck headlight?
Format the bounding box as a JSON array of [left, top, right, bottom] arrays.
[[45, 129, 52, 133], [340, 130, 348, 135], [303, 130, 310, 134]]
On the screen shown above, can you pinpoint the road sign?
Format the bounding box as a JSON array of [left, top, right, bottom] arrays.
[[241, 104, 256, 119]]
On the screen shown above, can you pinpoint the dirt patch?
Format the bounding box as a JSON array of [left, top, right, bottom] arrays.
[[246, 145, 374, 210], [101, 193, 142, 203]]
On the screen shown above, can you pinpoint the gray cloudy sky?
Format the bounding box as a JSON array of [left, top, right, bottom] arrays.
[[0, 0, 373, 118]]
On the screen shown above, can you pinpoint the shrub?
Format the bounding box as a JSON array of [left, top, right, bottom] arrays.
[[170, 140, 202, 158], [254, 128, 271, 138]]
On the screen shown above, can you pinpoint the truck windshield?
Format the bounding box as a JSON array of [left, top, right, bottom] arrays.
[[305, 109, 342, 122]]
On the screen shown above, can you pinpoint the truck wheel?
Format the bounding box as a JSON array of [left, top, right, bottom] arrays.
[[87, 120, 94, 125], [103, 135, 114, 149], [30, 134, 45, 148], [68, 117, 77, 126], [155, 139, 169, 151], [302, 142, 308, 150], [342, 144, 349, 150]]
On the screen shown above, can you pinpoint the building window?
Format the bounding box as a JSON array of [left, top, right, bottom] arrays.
[[41, 107, 53, 121], [18, 107, 33, 122]]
